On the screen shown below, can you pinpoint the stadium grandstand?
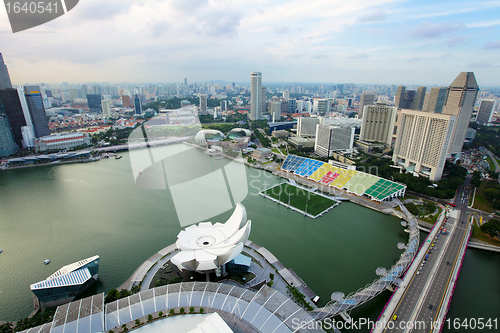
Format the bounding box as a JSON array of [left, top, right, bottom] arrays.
[[281, 155, 406, 202]]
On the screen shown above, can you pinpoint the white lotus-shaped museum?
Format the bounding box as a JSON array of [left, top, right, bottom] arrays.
[[171, 203, 251, 272]]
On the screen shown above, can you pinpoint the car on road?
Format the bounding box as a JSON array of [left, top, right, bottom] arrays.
[[392, 315, 398, 321]]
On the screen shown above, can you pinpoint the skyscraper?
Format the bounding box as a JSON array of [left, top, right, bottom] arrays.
[[0, 53, 13, 90], [134, 94, 142, 115], [0, 89, 26, 147], [22, 86, 50, 138], [297, 117, 320, 137], [199, 94, 207, 115], [359, 92, 375, 117], [0, 102, 19, 157], [442, 72, 479, 155], [312, 99, 331, 115], [87, 94, 102, 113], [261, 86, 267, 115], [250, 72, 262, 120], [476, 99, 495, 125], [101, 100, 112, 117], [359, 101, 397, 145], [395, 86, 426, 110], [122, 95, 132, 107], [393, 109, 456, 181], [271, 100, 281, 122], [0, 86, 49, 148], [283, 89, 290, 101], [422, 87, 447, 114]]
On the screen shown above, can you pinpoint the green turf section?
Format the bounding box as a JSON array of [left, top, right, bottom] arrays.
[[263, 183, 337, 216]]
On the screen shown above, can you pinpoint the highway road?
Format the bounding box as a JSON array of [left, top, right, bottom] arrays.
[[381, 179, 473, 332]]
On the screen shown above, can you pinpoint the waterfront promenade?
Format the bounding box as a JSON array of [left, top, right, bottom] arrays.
[[118, 240, 319, 309]]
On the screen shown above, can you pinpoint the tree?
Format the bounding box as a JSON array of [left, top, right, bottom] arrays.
[[105, 289, 120, 303], [200, 308, 204, 314], [158, 311, 164, 317], [147, 314, 153, 322], [180, 307, 185, 314], [189, 306, 195, 313], [169, 309, 175, 316], [134, 319, 141, 327], [480, 219, 500, 238]]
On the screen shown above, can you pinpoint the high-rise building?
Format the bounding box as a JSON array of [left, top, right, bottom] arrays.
[[283, 89, 290, 101], [395, 86, 426, 110], [312, 99, 331, 115], [476, 99, 495, 125], [442, 72, 479, 155], [314, 125, 355, 157], [0, 89, 26, 147], [359, 92, 375, 117], [0, 103, 19, 157], [122, 95, 132, 107], [271, 100, 281, 122], [0, 86, 50, 148], [393, 109, 456, 181], [250, 72, 262, 120], [297, 117, 320, 137], [101, 100, 112, 117], [359, 101, 397, 145], [23, 86, 50, 138], [288, 98, 297, 113], [134, 94, 142, 115], [199, 94, 207, 115], [422, 87, 447, 114], [87, 94, 102, 113], [261, 86, 267, 114], [0, 53, 13, 90]]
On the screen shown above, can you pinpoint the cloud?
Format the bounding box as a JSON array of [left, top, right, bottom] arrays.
[[408, 57, 421, 62], [411, 21, 463, 38], [312, 54, 331, 59], [349, 53, 369, 59], [441, 53, 453, 58], [274, 26, 291, 34], [444, 36, 467, 47], [467, 60, 496, 68], [75, 0, 135, 21], [483, 40, 500, 49], [149, 21, 171, 38], [357, 10, 387, 22], [363, 27, 386, 36]]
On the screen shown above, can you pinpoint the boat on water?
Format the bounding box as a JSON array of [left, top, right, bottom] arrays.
[[43, 259, 51, 265], [115, 155, 122, 159], [31, 255, 100, 308], [0, 249, 3, 253]]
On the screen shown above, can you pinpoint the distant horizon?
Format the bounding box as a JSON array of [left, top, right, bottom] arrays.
[[1, 1, 500, 87], [9, 78, 500, 91]]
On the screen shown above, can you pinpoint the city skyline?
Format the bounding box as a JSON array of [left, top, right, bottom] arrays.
[[0, 0, 499, 86]]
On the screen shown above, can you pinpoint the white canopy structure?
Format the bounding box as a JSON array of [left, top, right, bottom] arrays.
[[171, 203, 251, 272]]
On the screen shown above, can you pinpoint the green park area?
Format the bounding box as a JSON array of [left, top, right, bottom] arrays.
[[472, 218, 500, 247], [404, 200, 442, 224], [263, 183, 338, 216], [473, 180, 500, 213]]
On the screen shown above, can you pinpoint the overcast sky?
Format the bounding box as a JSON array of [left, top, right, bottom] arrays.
[[1, 0, 500, 87]]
